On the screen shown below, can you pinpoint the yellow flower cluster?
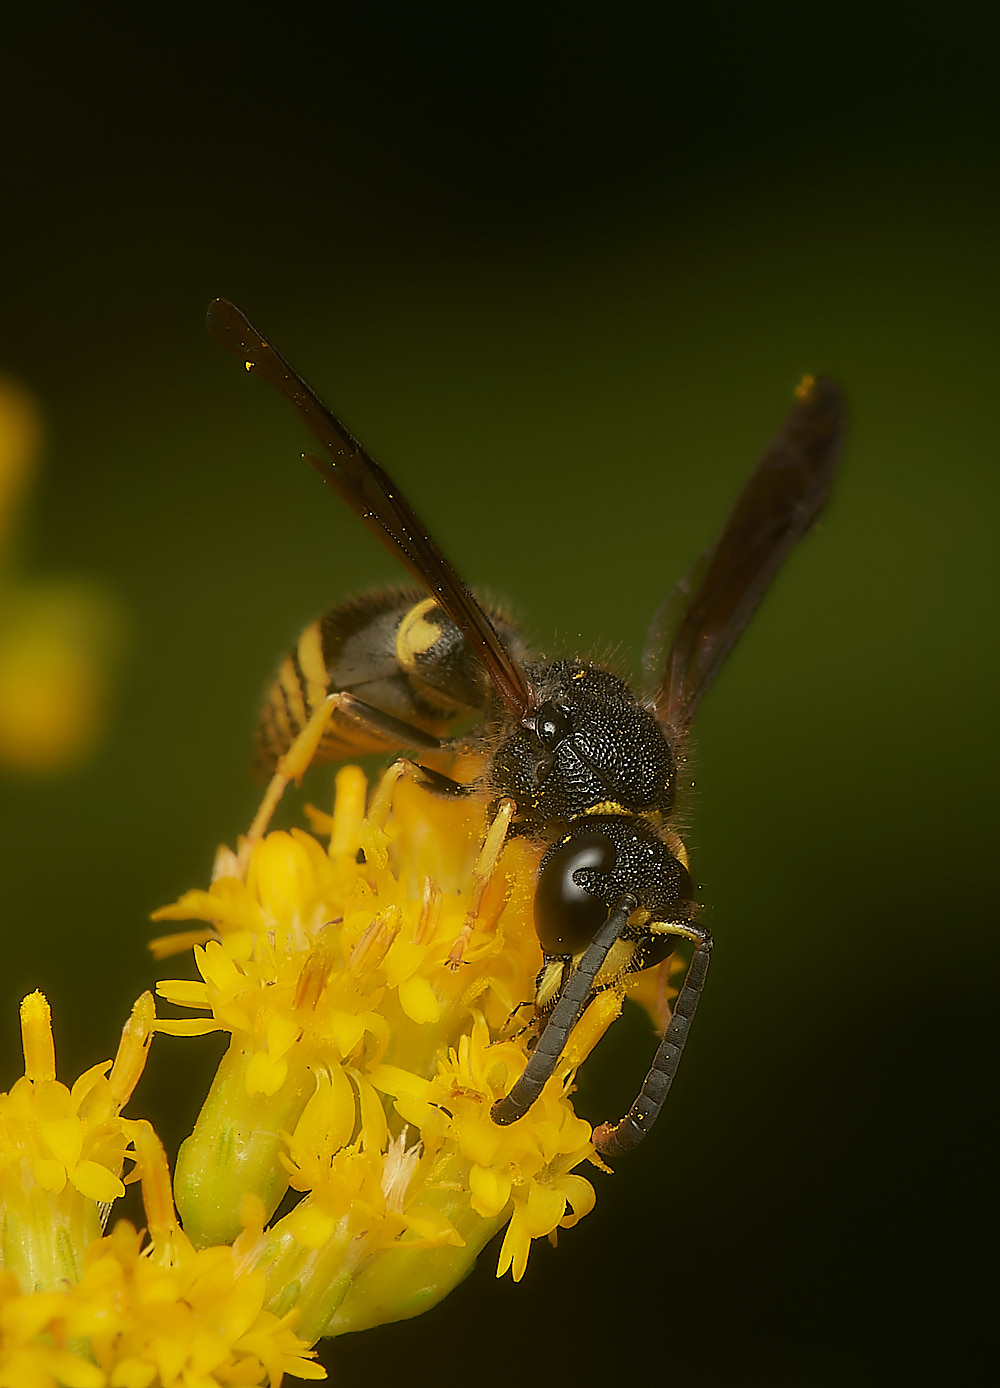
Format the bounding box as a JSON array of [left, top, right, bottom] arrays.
[[0, 1218, 322, 1388], [1, 697, 613, 1378], [153, 760, 607, 1341], [0, 994, 320, 1386]]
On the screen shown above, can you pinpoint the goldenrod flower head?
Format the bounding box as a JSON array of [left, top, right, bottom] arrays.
[[3, 736, 610, 1371], [153, 762, 606, 1341]]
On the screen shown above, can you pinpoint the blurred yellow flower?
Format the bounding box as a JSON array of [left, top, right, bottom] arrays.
[[0, 379, 122, 774]]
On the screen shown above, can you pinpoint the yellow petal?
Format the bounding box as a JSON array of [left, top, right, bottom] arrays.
[[397, 974, 440, 1025], [468, 1163, 511, 1217], [245, 1051, 288, 1097], [69, 1159, 126, 1203]]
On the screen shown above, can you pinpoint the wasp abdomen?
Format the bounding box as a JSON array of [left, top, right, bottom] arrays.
[[253, 587, 523, 777]]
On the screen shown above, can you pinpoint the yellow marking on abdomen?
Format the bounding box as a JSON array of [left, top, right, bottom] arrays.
[[296, 621, 331, 705], [395, 596, 443, 670]]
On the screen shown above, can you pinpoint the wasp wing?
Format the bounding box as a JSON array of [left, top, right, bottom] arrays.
[[655, 374, 846, 733], [206, 298, 531, 717]]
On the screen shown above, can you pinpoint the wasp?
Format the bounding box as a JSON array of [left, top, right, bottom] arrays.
[[207, 298, 845, 1159]]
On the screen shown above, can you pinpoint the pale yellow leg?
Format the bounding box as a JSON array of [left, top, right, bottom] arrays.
[[233, 693, 341, 876]]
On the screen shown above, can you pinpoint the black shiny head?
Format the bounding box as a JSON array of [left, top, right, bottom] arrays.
[[533, 829, 617, 955], [534, 815, 694, 961]]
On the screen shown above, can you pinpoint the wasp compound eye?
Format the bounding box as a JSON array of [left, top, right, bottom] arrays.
[[534, 830, 618, 954]]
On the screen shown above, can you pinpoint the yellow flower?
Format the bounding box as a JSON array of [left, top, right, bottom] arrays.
[[0, 992, 152, 1295], [153, 758, 608, 1341], [0, 379, 122, 775]]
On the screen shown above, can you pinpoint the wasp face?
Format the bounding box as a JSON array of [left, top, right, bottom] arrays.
[[490, 661, 677, 833]]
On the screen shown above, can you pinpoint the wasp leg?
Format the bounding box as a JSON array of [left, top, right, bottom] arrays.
[[403, 760, 475, 797], [491, 893, 638, 1126], [499, 999, 538, 1042], [300, 688, 476, 805], [233, 693, 344, 876], [236, 692, 445, 877], [332, 691, 444, 752], [592, 928, 713, 1159]]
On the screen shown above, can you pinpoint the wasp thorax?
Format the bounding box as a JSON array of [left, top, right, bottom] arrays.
[[491, 661, 677, 833]]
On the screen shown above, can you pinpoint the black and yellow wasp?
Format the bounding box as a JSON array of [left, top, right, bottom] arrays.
[[208, 298, 844, 1158]]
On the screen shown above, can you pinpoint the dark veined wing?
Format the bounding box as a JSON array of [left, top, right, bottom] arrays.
[[206, 298, 531, 717], [655, 374, 846, 733]]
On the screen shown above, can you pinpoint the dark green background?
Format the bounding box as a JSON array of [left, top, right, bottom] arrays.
[[2, 6, 995, 1384]]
